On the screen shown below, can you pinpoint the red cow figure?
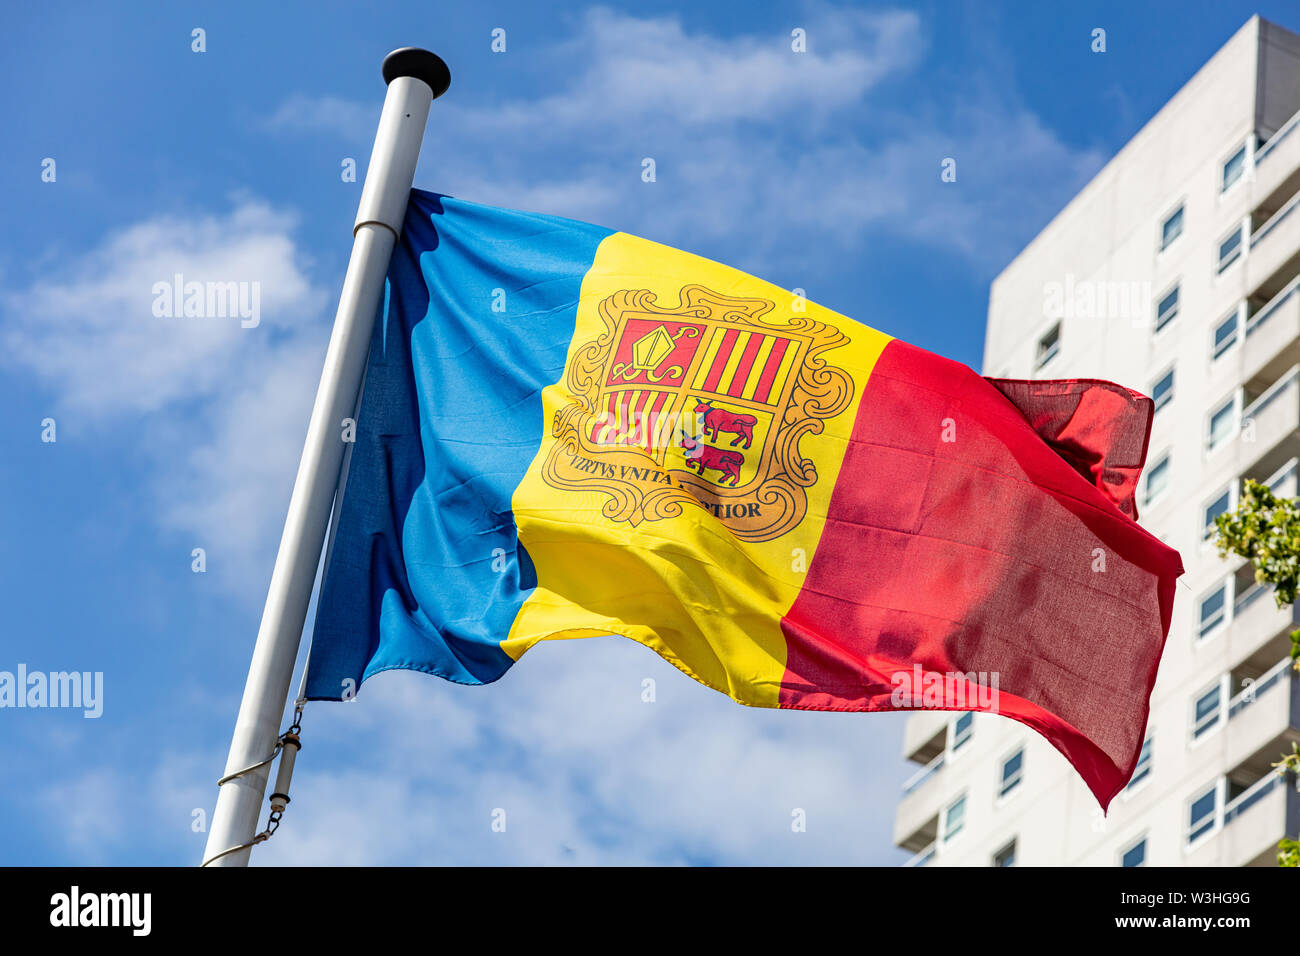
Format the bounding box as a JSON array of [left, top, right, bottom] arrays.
[[681, 436, 744, 486], [694, 399, 756, 448]]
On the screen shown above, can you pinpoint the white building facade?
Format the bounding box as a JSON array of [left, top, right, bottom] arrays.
[[894, 16, 1300, 867]]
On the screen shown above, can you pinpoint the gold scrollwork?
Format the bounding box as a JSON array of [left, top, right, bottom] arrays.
[[543, 285, 854, 542], [610, 362, 684, 384]]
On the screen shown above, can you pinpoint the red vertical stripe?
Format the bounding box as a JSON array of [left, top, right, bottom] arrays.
[[777, 339, 1181, 811], [590, 393, 617, 444], [603, 392, 619, 444], [702, 329, 738, 393], [629, 391, 652, 448], [751, 337, 789, 404], [615, 391, 634, 445], [644, 391, 669, 451], [727, 334, 764, 398]]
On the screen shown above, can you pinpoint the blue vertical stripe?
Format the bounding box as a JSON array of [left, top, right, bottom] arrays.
[[305, 190, 612, 699]]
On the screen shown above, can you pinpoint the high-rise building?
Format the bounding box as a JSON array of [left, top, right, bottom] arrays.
[[894, 15, 1300, 867]]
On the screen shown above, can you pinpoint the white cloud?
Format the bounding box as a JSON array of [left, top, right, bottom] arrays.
[[2, 199, 331, 595], [267, 7, 923, 140], [467, 6, 924, 130], [264, 4, 1101, 275], [5, 201, 324, 415], [258, 643, 913, 866], [41, 769, 130, 862], [155, 341, 325, 592], [262, 94, 375, 140], [39, 751, 215, 865], [32, 640, 913, 866]]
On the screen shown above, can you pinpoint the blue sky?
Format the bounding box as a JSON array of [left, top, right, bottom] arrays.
[[1, 0, 1293, 866]]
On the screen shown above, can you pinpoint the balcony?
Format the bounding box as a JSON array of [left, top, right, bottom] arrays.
[[1227, 581, 1295, 663], [902, 841, 936, 868], [1243, 276, 1300, 386], [1263, 456, 1299, 499], [901, 711, 948, 764], [1247, 194, 1300, 298], [1240, 110, 1300, 346], [1226, 658, 1300, 772], [1234, 365, 1300, 476], [1254, 108, 1300, 228], [894, 762, 947, 850], [893, 798, 939, 855], [901, 750, 945, 797], [894, 765, 947, 852], [1186, 655, 1300, 866], [1220, 772, 1300, 867], [1185, 760, 1300, 866]]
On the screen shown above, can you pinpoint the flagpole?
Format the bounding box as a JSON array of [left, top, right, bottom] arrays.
[[202, 48, 450, 867]]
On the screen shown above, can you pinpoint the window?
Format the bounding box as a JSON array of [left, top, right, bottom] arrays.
[[992, 839, 1017, 867], [950, 712, 974, 752], [1151, 369, 1174, 413], [999, 748, 1025, 799], [1120, 837, 1147, 867], [1207, 396, 1237, 451], [1203, 488, 1231, 541], [1222, 144, 1247, 192], [1161, 205, 1184, 250], [1143, 453, 1170, 506], [1198, 584, 1227, 640], [1186, 783, 1220, 846], [1218, 224, 1244, 273], [942, 793, 967, 844], [1213, 310, 1239, 359], [1155, 285, 1179, 331], [1035, 322, 1061, 369], [1196, 494, 1227, 546], [1128, 734, 1153, 790], [1192, 683, 1223, 739]]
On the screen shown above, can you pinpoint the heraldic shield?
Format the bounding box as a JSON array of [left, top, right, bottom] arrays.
[[542, 284, 855, 542]]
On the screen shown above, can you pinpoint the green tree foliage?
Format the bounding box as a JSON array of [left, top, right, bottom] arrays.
[[1213, 479, 1300, 867]]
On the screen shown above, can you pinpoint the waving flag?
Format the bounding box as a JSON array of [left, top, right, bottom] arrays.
[[305, 189, 1183, 809]]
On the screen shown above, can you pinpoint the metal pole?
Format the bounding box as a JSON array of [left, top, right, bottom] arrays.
[[202, 48, 450, 867]]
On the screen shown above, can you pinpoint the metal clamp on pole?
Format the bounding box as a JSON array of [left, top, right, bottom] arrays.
[[268, 730, 301, 814], [201, 49, 450, 867], [201, 705, 306, 867]]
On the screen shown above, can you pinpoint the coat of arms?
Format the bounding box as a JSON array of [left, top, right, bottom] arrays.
[[542, 284, 854, 542]]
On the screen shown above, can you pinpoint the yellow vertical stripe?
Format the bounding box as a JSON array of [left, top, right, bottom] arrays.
[[629, 389, 645, 445], [715, 330, 750, 395], [692, 328, 724, 389], [506, 232, 892, 707]]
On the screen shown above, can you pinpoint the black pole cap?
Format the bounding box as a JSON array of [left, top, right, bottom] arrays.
[[381, 48, 451, 98]]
